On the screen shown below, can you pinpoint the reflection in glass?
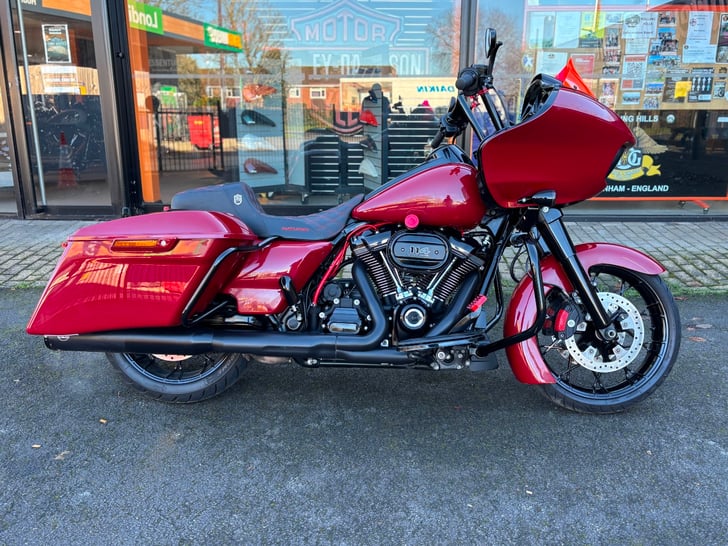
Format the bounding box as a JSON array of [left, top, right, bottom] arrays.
[[13, 4, 110, 210], [0, 87, 16, 213], [127, 0, 461, 208]]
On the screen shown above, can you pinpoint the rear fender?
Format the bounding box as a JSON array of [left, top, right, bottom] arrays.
[[504, 243, 665, 384]]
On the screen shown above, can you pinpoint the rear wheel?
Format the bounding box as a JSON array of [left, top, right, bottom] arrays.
[[106, 352, 247, 403], [538, 267, 680, 413]]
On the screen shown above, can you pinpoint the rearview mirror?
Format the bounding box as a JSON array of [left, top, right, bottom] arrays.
[[484, 28, 497, 60]]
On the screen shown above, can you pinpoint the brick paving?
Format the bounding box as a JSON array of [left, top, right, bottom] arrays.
[[568, 221, 728, 292], [1, 217, 727, 293]]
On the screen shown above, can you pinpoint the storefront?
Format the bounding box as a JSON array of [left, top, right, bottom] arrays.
[[0, 0, 726, 219]]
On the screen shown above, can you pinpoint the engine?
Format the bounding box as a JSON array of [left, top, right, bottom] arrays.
[[351, 229, 485, 337]]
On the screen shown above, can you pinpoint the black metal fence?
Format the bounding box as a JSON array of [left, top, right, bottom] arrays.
[[154, 108, 224, 173]]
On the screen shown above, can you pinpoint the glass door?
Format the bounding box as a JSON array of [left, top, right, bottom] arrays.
[[0, 77, 17, 214], [11, 0, 115, 213]]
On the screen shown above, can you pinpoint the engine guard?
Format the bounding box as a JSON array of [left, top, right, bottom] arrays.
[[504, 243, 666, 385]]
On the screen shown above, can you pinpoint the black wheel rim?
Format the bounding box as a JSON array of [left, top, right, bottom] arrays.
[[125, 353, 229, 385], [538, 267, 671, 400]]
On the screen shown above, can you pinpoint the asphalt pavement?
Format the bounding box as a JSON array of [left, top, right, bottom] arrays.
[[1, 214, 728, 544], [1, 289, 727, 544]]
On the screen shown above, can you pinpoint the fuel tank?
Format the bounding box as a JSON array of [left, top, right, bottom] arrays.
[[351, 145, 486, 230]]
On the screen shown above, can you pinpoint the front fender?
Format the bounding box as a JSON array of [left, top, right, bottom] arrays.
[[504, 243, 666, 385]]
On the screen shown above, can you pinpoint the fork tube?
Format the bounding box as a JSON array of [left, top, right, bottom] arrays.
[[536, 207, 612, 329]]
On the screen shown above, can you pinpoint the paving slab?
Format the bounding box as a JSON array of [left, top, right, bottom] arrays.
[[1, 218, 726, 292]]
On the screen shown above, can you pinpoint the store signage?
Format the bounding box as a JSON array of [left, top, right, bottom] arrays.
[[128, 1, 163, 35], [290, 0, 401, 46], [203, 23, 243, 52], [620, 114, 659, 123], [416, 84, 456, 94], [608, 148, 662, 182]]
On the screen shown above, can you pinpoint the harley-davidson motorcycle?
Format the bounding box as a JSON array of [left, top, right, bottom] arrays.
[[27, 29, 680, 413]]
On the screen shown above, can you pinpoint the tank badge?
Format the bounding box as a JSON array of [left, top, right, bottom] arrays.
[[233, 194, 243, 206]]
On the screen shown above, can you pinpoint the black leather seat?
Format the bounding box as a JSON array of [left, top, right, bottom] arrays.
[[171, 182, 364, 241]]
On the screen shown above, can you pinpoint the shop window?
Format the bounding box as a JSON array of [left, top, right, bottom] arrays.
[[124, 0, 462, 208], [477, 0, 728, 209], [10, 2, 113, 213], [0, 89, 15, 213]]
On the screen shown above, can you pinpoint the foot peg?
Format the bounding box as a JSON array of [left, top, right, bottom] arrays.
[[469, 351, 499, 372]]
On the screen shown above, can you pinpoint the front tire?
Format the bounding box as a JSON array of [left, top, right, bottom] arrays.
[[106, 352, 247, 403], [538, 267, 680, 413]]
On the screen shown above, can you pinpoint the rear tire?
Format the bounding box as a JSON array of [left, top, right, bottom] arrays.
[[106, 352, 247, 403], [538, 267, 680, 413]]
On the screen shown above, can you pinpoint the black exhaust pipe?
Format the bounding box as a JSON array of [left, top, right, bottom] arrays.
[[44, 263, 391, 361]]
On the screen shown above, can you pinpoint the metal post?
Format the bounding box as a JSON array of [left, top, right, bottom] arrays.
[[16, 2, 47, 206], [458, 0, 478, 155]]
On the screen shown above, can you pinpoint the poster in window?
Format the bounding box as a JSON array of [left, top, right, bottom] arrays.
[[554, 12, 581, 49], [570, 54, 595, 76], [622, 12, 657, 41], [528, 13, 556, 49], [686, 12, 713, 44], [717, 14, 728, 63], [621, 55, 647, 90], [712, 80, 725, 99], [43, 24, 71, 63]]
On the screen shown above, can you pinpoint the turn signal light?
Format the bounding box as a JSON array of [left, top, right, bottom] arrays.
[[111, 238, 178, 252]]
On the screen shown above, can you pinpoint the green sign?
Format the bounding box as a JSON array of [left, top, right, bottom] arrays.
[[128, 1, 163, 35], [204, 23, 243, 52]]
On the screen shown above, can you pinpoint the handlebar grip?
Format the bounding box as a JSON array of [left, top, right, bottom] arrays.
[[430, 130, 445, 148], [455, 68, 479, 93]]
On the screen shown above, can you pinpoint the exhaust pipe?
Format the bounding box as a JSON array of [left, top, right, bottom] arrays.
[[45, 263, 391, 361]]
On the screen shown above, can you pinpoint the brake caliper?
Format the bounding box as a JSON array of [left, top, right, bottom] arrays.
[[542, 290, 583, 341]]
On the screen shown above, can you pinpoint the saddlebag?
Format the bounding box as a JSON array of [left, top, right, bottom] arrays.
[[27, 211, 258, 336]]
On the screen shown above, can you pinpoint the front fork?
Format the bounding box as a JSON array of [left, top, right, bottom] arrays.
[[535, 207, 618, 340]]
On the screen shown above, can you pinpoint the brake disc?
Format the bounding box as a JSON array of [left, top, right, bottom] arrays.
[[151, 354, 193, 362], [564, 292, 645, 372]]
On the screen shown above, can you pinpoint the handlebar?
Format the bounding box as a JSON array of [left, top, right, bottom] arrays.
[[429, 31, 507, 149], [455, 68, 480, 95], [430, 129, 446, 149], [429, 96, 467, 149]]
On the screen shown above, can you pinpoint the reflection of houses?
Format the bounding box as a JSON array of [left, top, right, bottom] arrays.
[[291, 64, 397, 112]]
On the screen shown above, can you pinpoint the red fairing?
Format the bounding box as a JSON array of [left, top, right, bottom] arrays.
[[480, 88, 635, 208], [504, 243, 666, 384], [26, 211, 257, 335], [352, 162, 486, 229], [223, 241, 332, 314]]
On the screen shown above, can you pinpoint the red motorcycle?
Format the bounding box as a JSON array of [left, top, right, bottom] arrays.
[[27, 30, 680, 413]]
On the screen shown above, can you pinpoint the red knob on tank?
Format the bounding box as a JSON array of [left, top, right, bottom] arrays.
[[405, 214, 420, 229]]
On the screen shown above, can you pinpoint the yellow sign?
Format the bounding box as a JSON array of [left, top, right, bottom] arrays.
[[608, 148, 662, 181]]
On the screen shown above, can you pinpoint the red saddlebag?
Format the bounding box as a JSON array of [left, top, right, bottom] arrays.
[[27, 211, 258, 336]]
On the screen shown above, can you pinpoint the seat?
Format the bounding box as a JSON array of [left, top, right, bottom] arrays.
[[171, 182, 364, 241]]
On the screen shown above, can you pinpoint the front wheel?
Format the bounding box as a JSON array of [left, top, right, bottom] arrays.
[[538, 267, 680, 413], [106, 352, 247, 403]]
